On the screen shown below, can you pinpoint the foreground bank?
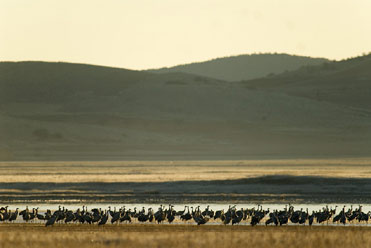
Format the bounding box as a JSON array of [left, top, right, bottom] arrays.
[[1, 224, 371, 248]]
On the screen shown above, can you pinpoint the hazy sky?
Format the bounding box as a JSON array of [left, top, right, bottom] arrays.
[[1, 0, 371, 70]]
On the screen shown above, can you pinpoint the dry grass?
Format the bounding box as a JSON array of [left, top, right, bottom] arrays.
[[1, 158, 371, 183], [1, 224, 371, 248]]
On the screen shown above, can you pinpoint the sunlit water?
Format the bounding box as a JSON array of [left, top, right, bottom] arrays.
[[4, 203, 370, 212]]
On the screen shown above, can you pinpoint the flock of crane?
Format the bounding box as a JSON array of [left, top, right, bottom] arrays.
[[0, 205, 370, 227]]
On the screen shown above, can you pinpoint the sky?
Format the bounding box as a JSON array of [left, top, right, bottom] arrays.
[[1, 0, 371, 70]]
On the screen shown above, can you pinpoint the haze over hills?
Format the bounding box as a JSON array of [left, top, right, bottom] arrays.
[[0, 54, 370, 161], [148, 53, 329, 81]]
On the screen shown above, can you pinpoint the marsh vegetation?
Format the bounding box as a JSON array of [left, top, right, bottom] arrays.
[[1, 224, 371, 248]]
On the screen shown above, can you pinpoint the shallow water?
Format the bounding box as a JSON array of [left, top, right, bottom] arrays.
[[3, 203, 370, 226], [3, 203, 369, 212]]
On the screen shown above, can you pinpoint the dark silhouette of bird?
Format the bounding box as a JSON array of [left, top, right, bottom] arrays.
[[45, 214, 57, 227], [98, 210, 108, 226]]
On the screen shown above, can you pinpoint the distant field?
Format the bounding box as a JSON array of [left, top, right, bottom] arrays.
[[2, 158, 371, 183], [1, 224, 371, 248], [1, 158, 371, 203]]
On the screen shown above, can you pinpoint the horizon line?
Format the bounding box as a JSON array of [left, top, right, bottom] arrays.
[[1, 51, 370, 71]]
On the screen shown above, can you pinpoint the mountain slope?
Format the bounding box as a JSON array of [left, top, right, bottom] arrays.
[[148, 53, 328, 81], [241, 53, 371, 110], [0, 59, 370, 161], [0, 61, 152, 103]]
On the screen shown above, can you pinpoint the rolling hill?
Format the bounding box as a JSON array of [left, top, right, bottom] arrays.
[[148, 53, 328, 81], [0, 55, 370, 161], [241, 53, 371, 110]]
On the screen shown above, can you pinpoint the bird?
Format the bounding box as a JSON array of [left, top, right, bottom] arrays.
[[9, 208, 19, 222], [98, 210, 108, 226], [45, 214, 57, 227], [0, 204, 365, 227]]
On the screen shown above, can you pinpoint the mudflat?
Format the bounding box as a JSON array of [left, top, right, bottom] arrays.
[[1, 158, 371, 203]]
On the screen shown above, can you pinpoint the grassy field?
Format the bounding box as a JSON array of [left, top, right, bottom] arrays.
[[2, 158, 371, 183], [2, 158, 371, 203], [1, 224, 371, 248]]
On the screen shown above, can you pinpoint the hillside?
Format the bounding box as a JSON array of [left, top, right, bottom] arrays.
[[0, 61, 152, 103], [0, 58, 370, 161], [241, 53, 371, 110], [148, 53, 328, 81]]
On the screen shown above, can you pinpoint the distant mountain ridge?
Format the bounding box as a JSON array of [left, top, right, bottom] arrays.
[[148, 53, 329, 81]]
